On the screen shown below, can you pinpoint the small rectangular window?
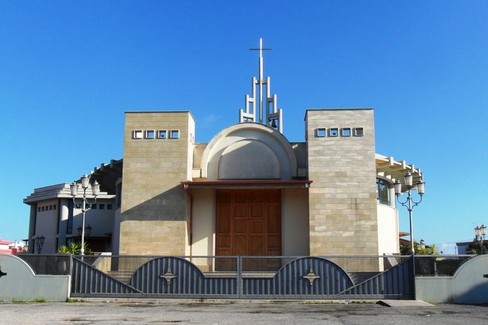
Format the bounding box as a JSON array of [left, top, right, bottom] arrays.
[[353, 127, 364, 137], [49, 205, 53, 210], [170, 130, 180, 139], [91, 204, 97, 209], [53, 204, 57, 210], [107, 204, 113, 210], [328, 128, 339, 137], [99, 204, 105, 210], [132, 130, 143, 139], [38, 207, 41, 212], [145, 130, 155, 139], [157, 130, 167, 139], [75, 203, 82, 209], [341, 128, 351, 137], [315, 128, 326, 137]]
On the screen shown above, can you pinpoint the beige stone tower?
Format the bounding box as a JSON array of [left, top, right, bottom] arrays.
[[306, 109, 378, 260], [119, 111, 195, 255]]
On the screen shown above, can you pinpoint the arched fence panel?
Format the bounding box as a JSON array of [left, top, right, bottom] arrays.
[[68, 255, 415, 299]]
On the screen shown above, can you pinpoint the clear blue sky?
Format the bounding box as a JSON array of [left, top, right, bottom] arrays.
[[1, 1, 487, 252]]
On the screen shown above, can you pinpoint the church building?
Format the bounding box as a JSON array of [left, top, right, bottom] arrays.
[[24, 40, 423, 267]]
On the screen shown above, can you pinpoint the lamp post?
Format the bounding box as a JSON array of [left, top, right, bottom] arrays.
[[418, 239, 426, 253], [70, 175, 99, 255], [474, 224, 486, 254], [35, 235, 45, 254], [394, 171, 425, 255]]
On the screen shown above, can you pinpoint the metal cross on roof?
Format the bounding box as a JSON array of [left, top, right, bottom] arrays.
[[249, 38, 272, 84], [239, 38, 283, 133]]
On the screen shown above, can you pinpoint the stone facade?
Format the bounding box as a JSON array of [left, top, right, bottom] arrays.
[[306, 109, 379, 259], [119, 111, 195, 255]]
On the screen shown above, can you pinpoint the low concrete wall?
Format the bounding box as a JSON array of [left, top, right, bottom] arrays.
[[0, 254, 70, 302], [451, 255, 488, 304], [416, 277, 452, 303], [416, 255, 488, 304]]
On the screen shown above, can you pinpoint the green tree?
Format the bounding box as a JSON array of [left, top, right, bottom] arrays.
[[415, 242, 438, 255], [467, 241, 488, 255], [400, 240, 438, 255]]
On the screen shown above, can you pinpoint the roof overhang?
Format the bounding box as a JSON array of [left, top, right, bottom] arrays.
[[375, 154, 423, 185], [182, 180, 312, 190]]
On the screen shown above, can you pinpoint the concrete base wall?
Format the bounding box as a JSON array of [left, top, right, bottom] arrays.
[[0, 254, 69, 302], [415, 277, 453, 303], [415, 255, 488, 304]]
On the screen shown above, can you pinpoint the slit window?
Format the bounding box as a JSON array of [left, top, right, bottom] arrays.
[[157, 130, 167, 139], [341, 128, 351, 137], [132, 130, 143, 139], [145, 130, 155, 139], [328, 128, 339, 137], [315, 128, 326, 137], [170, 130, 180, 139], [353, 127, 364, 137]]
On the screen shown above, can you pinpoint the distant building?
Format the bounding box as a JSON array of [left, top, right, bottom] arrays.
[[0, 238, 24, 254], [456, 241, 473, 254], [24, 39, 423, 271], [24, 183, 116, 254]]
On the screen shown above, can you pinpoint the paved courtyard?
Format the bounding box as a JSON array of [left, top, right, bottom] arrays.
[[1, 300, 487, 324]]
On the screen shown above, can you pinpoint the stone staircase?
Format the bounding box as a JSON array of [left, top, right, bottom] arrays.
[[106, 271, 134, 285]]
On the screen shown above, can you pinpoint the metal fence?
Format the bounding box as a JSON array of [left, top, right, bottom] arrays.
[[18, 254, 71, 275], [15, 254, 475, 300], [69, 255, 415, 299], [414, 255, 471, 276]]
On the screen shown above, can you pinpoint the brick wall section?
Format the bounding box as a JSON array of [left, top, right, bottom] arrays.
[[120, 112, 194, 255], [306, 109, 378, 260]]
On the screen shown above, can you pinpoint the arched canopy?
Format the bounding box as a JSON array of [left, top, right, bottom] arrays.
[[200, 123, 298, 180]]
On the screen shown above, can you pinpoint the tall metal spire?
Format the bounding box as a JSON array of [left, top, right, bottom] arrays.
[[239, 38, 283, 133]]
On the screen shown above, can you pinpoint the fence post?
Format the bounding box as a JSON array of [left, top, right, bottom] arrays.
[[237, 256, 242, 298]]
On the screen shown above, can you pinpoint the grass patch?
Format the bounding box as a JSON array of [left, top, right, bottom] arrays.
[[12, 298, 46, 304]]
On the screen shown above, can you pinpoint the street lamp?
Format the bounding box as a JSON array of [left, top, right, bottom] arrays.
[[35, 235, 45, 254], [70, 174, 99, 255], [474, 224, 486, 254], [394, 171, 425, 255], [418, 239, 426, 252]]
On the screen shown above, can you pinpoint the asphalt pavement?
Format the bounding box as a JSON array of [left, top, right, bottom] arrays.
[[1, 299, 487, 324]]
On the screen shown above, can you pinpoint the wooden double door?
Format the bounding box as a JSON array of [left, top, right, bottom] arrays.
[[216, 189, 282, 259]]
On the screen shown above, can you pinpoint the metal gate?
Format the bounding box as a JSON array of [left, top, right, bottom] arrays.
[[70, 256, 413, 299]]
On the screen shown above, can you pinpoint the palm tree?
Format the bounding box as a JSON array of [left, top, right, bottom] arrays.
[[58, 242, 93, 255]]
